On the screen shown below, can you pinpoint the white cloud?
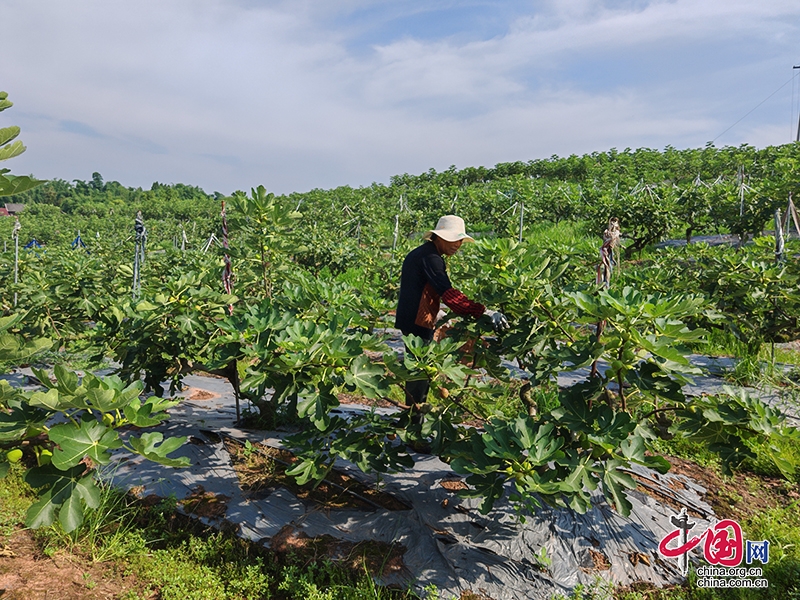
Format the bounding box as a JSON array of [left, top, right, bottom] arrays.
[[3, 0, 800, 194]]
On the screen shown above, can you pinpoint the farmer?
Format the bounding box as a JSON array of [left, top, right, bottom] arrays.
[[395, 215, 508, 405]]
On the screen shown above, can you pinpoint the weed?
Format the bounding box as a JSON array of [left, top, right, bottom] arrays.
[[82, 571, 97, 589], [728, 355, 764, 386], [238, 403, 302, 430], [702, 330, 800, 388], [459, 377, 525, 419], [533, 383, 561, 414], [275, 560, 407, 600], [38, 482, 149, 562], [421, 583, 441, 599], [1, 467, 419, 599], [745, 501, 800, 563], [533, 545, 552, 571], [773, 346, 800, 367], [742, 436, 800, 482], [650, 437, 722, 471], [529, 220, 597, 256], [243, 439, 257, 458], [552, 577, 613, 600], [0, 463, 36, 539]]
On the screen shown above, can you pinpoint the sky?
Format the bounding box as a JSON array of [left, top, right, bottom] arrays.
[[3, 0, 800, 195]]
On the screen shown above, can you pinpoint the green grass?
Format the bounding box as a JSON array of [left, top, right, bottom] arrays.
[[122, 533, 273, 600], [0, 463, 37, 538], [525, 219, 598, 258], [649, 437, 723, 471], [652, 430, 798, 485], [37, 481, 153, 562], [741, 436, 800, 483], [700, 329, 800, 385], [619, 433, 800, 599], [552, 501, 800, 600], [0, 470, 420, 600], [743, 502, 800, 597]]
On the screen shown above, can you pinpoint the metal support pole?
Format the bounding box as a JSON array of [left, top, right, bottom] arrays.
[[775, 209, 785, 262], [786, 192, 800, 237], [797, 113, 800, 143], [12, 218, 20, 307], [133, 211, 146, 299], [220, 200, 236, 420], [794, 66, 800, 142], [392, 214, 399, 253], [739, 182, 745, 217]]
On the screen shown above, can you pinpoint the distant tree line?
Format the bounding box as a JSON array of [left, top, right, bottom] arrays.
[[7, 143, 800, 255]]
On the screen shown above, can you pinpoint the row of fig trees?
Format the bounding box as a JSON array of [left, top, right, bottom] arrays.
[[1, 85, 798, 531], [3, 182, 798, 532], [9, 142, 800, 264]]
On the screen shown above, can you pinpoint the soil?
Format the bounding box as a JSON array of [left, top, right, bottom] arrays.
[[337, 390, 398, 409], [459, 591, 494, 600], [178, 484, 231, 518], [269, 524, 409, 579], [185, 387, 217, 401], [2, 451, 797, 599], [439, 477, 469, 492], [640, 455, 800, 521], [222, 436, 410, 511], [585, 548, 611, 571], [0, 528, 152, 600]]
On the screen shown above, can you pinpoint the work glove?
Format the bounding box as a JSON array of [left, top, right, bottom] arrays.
[[484, 309, 510, 332]]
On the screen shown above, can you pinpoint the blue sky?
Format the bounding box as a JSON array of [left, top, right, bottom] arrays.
[[3, 0, 800, 195]]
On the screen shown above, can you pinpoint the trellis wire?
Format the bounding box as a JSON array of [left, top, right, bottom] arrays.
[[497, 191, 524, 242], [202, 233, 219, 253], [784, 193, 800, 238], [737, 167, 746, 217]]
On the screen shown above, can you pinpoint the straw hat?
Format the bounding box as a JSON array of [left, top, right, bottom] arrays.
[[422, 215, 475, 243]]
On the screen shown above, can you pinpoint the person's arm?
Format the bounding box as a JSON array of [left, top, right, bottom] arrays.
[[441, 288, 485, 317], [421, 252, 485, 317]]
